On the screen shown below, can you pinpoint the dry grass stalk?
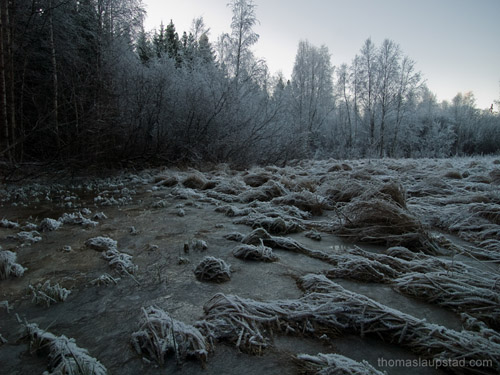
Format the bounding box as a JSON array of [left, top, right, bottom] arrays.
[[26, 323, 107, 375], [131, 306, 208, 366], [296, 353, 386, 375], [194, 257, 231, 283], [0, 250, 26, 280]]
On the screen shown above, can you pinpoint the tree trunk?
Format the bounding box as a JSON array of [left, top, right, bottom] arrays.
[[48, 0, 60, 149], [0, 1, 10, 160]]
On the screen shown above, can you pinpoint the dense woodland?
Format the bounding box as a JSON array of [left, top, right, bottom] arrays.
[[1, 0, 499, 168]]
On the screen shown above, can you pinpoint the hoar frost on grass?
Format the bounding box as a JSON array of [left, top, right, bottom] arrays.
[[29, 280, 70, 307], [197, 274, 500, 374], [0, 218, 20, 229], [0, 250, 26, 280], [394, 271, 500, 329], [131, 306, 209, 366], [322, 246, 500, 328], [59, 212, 98, 228], [232, 241, 279, 262], [85, 236, 118, 252], [86, 236, 137, 274], [194, 256, 231, 283], [38, 218, 62, 232], [9, 230, 42, 244], [333, 189, 439, 254], [296, 353, 386, 375], [90, 273, 120, 286], [26, 323, 107, 375], [102, 249, 137, 274]]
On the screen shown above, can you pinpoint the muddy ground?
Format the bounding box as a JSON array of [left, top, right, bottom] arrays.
[[1, 157, 499, 374]]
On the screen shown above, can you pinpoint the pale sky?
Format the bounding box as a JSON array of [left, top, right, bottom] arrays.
[[142, 0, 500, 110]]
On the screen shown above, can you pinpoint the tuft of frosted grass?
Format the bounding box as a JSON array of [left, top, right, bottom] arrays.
[[92, 212, 108, 220], [232, 241, 278, 262], [296, 353, 386, 375], [26, 323, 107, 375], [29, 280, 70, 307], [102, 249, 137, 274], [131, 306, 208, 366], [86, 236, 137, 275], [0, 218, 20, 229], [59, 212, 98, 228], [85, 236, 117, 252], [10, 230, 42, 244], [194, 256, 231, 283], [38, 218, 62, 232], [198, 275, 500, 373], [190, 239, 208, 251], [0, 250, 26, 280]]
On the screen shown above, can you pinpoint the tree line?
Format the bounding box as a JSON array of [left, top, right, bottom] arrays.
[[1, 0, 499, 168]]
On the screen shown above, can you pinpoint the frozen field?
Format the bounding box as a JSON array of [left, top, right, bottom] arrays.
[[1, 157, 499, 374]]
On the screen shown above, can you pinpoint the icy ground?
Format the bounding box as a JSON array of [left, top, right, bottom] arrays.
[[1, 157, 499, 374]]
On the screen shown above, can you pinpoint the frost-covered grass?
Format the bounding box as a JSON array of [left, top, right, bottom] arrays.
[[86, 236, 137, 274], [26, 323, 107, 375], [296, 353, 386, 375], [131, 306, 208, 366], [194, 256, 231, 283], [197, 275, 500, 374], [29, 280, 71, 307], [0, 250, 26, 280]]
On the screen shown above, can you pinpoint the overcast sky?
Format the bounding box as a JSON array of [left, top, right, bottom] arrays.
[[142, 0, 499, 110]]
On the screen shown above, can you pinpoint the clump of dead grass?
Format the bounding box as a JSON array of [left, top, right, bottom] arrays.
[[444, 170, 463, 179], [26, 323, 107, 375], [131, 306, 208, 366], [29, 280, 70, 307], [234, 214, 303, 235], [194, 256, 231, 283], [182, 172, 210, 190], [197, 275, 500, 374], [0, 250, 26, 280], [394, 271, 500, 329], [271, 191, 329, 216], [334, 186, 438, 253], [232, 241, 278, 262], [296, 353, 385, 375], [243, 172, 272, 187], [238, 180, 287, 203]]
